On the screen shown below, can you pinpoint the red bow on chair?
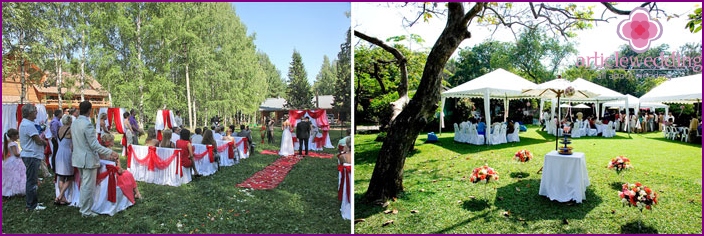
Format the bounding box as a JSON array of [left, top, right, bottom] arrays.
[[337, 165, 351, 203], [228, 141, 235, 159], [96, 164, 119, 203]]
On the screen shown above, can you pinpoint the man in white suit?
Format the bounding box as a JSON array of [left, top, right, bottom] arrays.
[[71, 101, 120, 217]]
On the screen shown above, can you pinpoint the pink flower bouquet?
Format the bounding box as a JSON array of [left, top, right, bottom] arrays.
[[618, 182, 658, 211], [513, 150, 533, 162], [607, 156, 633, 174], [469, 165, 499, 184], [564, 86, 575, 97]]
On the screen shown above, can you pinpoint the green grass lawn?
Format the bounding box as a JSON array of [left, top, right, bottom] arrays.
[[2, 128, 351, 234], [354, 125, 702, 234]]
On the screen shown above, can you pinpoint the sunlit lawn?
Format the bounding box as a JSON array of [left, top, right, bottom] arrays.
[[354, 125, 702, 234], [2, 128, 350, 234]]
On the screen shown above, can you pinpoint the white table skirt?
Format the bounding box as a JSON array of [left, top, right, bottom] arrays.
[[128, 145, 191, 187], [192, 144, 218, 176], [56, 160, 133, 216], [216, 140, 237, 167], [233, 137, 250, 159], [539, 151, 590, 203], [339, 163, 352, 220]]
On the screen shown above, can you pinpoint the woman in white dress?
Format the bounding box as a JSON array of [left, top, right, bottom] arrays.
[[278, 120, 295, 156], [2, 128, 26, 197], [54, 115, 74, 205]]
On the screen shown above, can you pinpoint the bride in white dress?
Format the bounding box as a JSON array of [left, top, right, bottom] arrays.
[[278, 120, 295, 156]]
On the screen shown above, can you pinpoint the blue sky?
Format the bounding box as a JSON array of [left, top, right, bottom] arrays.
[[233, 2, 350, 87]]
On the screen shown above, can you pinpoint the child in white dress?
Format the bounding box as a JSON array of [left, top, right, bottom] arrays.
[[3, 129, 26, 197]]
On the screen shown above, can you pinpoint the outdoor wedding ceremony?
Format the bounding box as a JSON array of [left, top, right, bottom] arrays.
[[352, 2, 701, 234], [2, 2, 352, 234]]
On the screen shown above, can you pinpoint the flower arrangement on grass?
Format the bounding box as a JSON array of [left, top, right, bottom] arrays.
[[607, 156, 633, 174], [469, 165, 499, 184], [513, 150, 533, 163], [564, 86, 575, 97], [618, 182, 658, 211]]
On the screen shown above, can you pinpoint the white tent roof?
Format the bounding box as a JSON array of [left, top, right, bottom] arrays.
[[603, 94, 668, 109], [640, 73, 702, 104], [521, 78, 599, 99], [569, 78, 626, 101], [442, 68, 537, 99]]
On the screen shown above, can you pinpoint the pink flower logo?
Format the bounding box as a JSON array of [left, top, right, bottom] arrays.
[[617, 7, 663, 53]]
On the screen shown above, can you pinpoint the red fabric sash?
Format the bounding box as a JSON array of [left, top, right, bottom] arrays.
[[126, 145, 133, 168], [44, 137, 52, 167], [16, 104, 24, 129], [157, 130, 162, 141], [162, 110, 172, 130], [314, 131, 327, 148], [337, 165, 351, 203], [217, 142, 235, 159], [96, 164, 119, 203], [292, 137, 297, 144], [129, 146, 181, 176], [193, 145, 215, 163], [235, 138, 248, 155]]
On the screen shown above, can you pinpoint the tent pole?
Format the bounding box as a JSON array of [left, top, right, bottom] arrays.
[[439, 96, 446, 135], [556, 95, 561, 151], [484, 89, 491, 145]]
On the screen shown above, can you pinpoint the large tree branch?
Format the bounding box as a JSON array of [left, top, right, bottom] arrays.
[[354, 30, 408, 98]]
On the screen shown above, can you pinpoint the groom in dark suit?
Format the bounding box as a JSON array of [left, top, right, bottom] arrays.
[[295, 117, 312, 157]]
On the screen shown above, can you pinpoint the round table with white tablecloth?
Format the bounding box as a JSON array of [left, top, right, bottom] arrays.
[[539, 151, 591, 203]]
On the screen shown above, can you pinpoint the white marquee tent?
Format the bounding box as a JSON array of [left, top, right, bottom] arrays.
[[640, 73, 702, 104], [440, 68, 537, 143]]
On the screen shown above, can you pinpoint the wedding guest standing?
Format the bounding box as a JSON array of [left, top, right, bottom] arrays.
[[72, 101, 120, 217], [19, 104, 49, 211]]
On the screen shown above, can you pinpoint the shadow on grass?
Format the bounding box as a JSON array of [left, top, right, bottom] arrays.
[[510, 172, 531, 179], [643, 135, 702, 147], [494, 179, 603, 221], [353, 193, 387, 220], [610, 181, 625, 191], [620, 220, 659, 234], [461, 198, 490, 211], [433, 211, 492, 234]]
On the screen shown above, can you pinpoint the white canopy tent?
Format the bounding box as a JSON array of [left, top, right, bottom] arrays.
[[604, 94, 670, 124], [640, 74, 702, 104], [440, 68, 537, 144]]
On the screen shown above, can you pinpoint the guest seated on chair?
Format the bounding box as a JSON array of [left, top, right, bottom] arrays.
[[477, 120, 486, 135], [176, 129, 200, 176], [99, 133, 142, 202], [507, 121, 515, 134], [144, 127, 158, 147], [158, 129, 175, 148]]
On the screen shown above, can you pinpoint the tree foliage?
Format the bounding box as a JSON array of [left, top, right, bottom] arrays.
[[313, 55, 337, 95], [3, 3, 280, 128], [333, 28, 352, 121], [285, 50, 314, 109]]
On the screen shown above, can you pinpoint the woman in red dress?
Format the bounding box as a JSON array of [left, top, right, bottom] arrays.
[[175, 129, 200, 176]]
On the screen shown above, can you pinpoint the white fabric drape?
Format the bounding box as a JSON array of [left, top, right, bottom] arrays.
[[538, 151, 590, 203], [340, 163, 352, 220], [192, 144, 218, 176], [154, 110, 176, 131], [3, 104, 18, 135], [128, 145, 190, 187], [56, 160, 134, 216], [216, 140, 236, 167], [293, 117, 334, 150], [233, 137, 250, 159]]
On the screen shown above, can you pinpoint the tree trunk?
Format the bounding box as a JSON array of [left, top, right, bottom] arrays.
[[186, 61, 193, 130], [136, 7, 145, 126], [193, 98, 197, 129], [363, 3, 484, 203], [56, 52, 63, 109], [80, 29, 86, 101]]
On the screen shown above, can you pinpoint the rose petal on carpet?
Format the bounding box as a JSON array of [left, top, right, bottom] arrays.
[[260, 150, 334, 159], [235, 155, 302, 190]]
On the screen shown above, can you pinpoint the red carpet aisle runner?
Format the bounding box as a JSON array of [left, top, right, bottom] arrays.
[[235, 155, 302, 190], [260, 150, 334, 159]]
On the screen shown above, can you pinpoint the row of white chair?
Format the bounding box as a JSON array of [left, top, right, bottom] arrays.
[[454, 122, 520, 145]]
